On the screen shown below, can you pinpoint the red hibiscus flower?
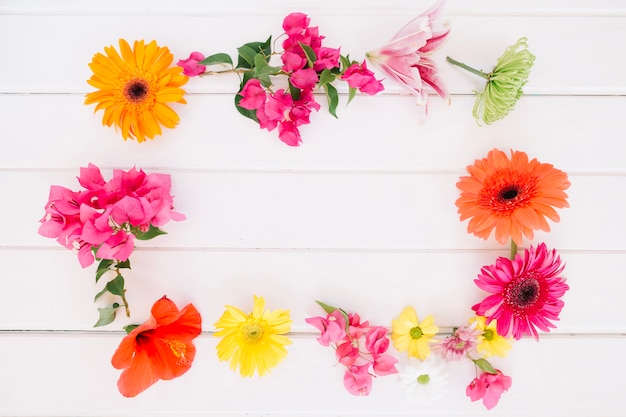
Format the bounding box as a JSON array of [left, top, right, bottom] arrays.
[[111, 296, 202, 397]]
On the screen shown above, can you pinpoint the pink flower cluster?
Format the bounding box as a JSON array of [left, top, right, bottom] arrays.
[[467, 370, 512, 410], [306, 308, 398, 396], [237, 12, 383, 146], [38, 164, 185, 268]]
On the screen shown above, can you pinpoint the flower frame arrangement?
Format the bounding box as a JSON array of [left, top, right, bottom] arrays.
[[46, 0, 573, 409]]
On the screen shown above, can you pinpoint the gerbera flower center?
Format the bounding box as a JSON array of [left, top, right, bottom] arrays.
[[242, 322, 266, 344], [124, 78, 150, 103], [410, 326, 423, 339], [505, 275, 542, 312], [498, 186, 519, 201], [478, 170, 539, 216]]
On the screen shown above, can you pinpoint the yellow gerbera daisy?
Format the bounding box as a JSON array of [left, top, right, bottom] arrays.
[[469, 316, 512, 358], [85, 39, 188, 142], [214, 295, 292, 377], [391, 306, 439, 360]]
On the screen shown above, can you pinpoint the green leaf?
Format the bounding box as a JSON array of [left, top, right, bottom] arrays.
[[135, 225, 167, 241], [315, 301, 351, 332], [198, 52, 233, 67], [93, 287, 107, 302], [123, 324, 139, 334], [299, 42, 317, 68], [340, 54, 351, 71], [318, 69, 335, 87], [253, 53, 272, 87], [288, 82, 302, 101], [347, 86, 357, 106], [474, 358, 498, 374], [94, 306, 118, 327], [237, 45, 258, 69], [95, 258, 114, 283], [236, 37, 272, 69], [252, 53, 281, 88], [323, 83, 339, 119], [116, 259, 131, 269], [315, 300, 338, 314], [105, 274, 125, 297]]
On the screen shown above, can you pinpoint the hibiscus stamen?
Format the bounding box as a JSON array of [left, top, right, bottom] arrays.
[[165, 339, 190, 366]]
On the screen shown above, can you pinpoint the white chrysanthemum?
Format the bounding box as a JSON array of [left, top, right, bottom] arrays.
[[399, 356, 449, 404]]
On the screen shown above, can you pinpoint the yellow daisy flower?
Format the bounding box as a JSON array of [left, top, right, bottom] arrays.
[[391, 306, 439, 360], [214, 295, 292, 377], [470, 316, 513, 358], [85, 39, 188, 142]]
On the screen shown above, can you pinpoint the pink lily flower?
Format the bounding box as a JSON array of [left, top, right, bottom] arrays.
[[366, 0, 449, 115]]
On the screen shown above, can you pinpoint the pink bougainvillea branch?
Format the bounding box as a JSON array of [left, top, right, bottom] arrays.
[[178, 12, 383, 146]]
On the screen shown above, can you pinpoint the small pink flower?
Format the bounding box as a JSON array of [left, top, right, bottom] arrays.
[[290, 68, 318, 90], [77, 163, 106, 191], [432, 323, 480, 361], [340, 61, 384, 95], [38, 185, 87, 248], [336, 340, 359, 367], [366, 0, 449, 115], [305, 310, 347, 346], [466, 370, 512, 410], [264, 89, 293, 122], [281, 51, 308, 72], [371, 354, 398, 376], [177, 52, 206, 77], [343, 364, 372, 396], [96, 230, 135, 262], [313, 47, 341, 72], [110, 195, 153, 227], [278, 121, 302, 147], [238, 78, 267, 110], [282, 12, 310, 36], [365, 326, 390, 357]]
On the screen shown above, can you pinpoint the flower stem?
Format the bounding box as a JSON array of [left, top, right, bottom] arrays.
[[199, 68, 250, 77], [510, 240, 518, 260], [121, 290, 131, 317], [446, 56, 490, 80]]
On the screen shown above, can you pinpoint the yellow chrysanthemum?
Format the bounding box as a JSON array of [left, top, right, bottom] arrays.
[[85, 39, 188, 142], [214, 295, 292, 377], [391, 306, 439, 360], [469, 316, 512, 358]]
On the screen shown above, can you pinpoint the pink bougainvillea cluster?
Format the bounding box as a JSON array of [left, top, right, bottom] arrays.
[[306, 304, 398, 396], [178, 12, 383, 147], [38, 163, 185, 268]]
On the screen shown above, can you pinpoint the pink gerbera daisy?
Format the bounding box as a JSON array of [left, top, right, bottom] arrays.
[[472, 243, 569, 340]]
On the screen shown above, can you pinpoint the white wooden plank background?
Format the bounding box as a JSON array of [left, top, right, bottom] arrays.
[[1, 1, 625, 416]]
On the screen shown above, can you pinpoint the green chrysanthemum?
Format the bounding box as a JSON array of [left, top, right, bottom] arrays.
[[447, 38, 535, 125]]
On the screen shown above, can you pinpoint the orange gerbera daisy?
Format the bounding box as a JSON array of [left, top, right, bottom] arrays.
[[456, 148, 570, 244], [111, 296, 201, 397], [85, 39, 188, 142]]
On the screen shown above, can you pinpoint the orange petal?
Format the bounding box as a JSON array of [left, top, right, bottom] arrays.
[[116, 348, 159, 397]]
